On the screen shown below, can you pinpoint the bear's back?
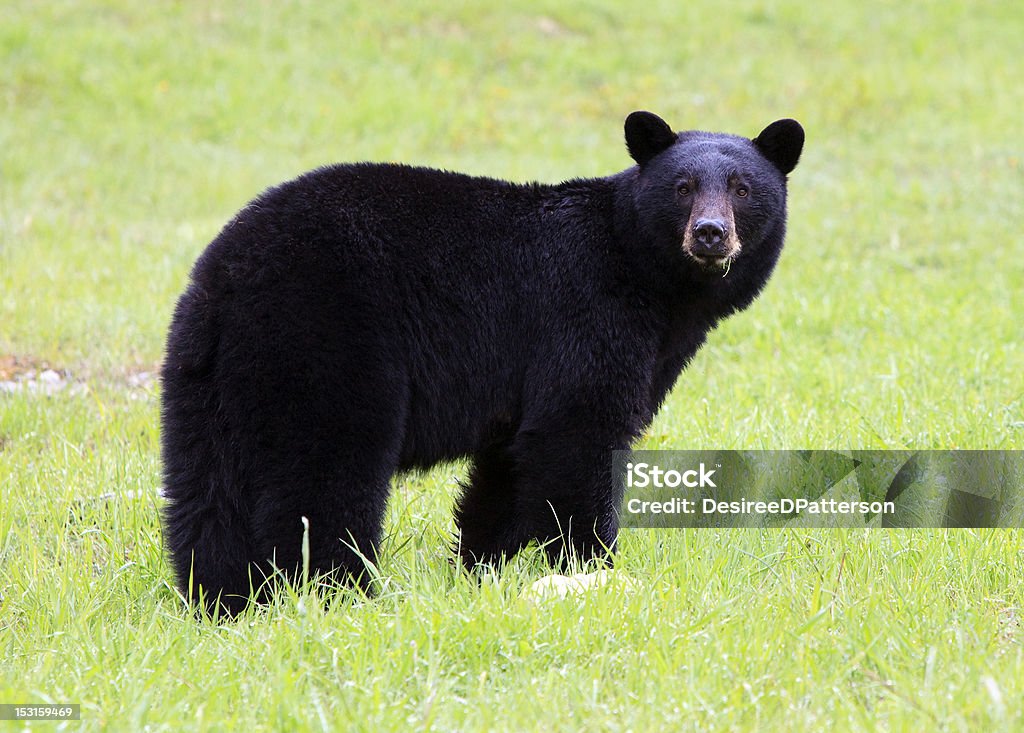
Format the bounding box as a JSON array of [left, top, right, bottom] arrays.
[[194, 164, 563, 291]]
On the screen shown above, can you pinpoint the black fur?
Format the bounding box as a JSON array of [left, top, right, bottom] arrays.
[[624, 111, 677, 166], [161, 112, 804, 615]]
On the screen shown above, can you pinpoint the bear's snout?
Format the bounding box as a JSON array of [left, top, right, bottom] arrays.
[[692, 218, 729, 256], [683, 209, 741, 269]]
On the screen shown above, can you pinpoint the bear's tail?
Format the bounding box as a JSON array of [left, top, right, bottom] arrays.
[[160, 283, 255, 617]]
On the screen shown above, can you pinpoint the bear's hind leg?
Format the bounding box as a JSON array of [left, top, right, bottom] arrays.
[[247, 457, 395, 600], [223, 275, 411, 604], [162, 472, 260, 618]]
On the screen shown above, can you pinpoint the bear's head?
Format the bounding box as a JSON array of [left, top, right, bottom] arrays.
[[624, 111, 803, 286]]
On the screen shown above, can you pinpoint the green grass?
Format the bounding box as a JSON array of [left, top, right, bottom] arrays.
[[1, 1, 1022, 730]]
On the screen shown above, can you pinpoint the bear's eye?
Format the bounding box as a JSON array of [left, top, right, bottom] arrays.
[[736, 186, 749, 198], [677, 183, 691, 196]]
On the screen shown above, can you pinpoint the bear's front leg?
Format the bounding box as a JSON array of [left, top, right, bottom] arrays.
[[507, 415, 633, 569], [454, 442, 529, 567]]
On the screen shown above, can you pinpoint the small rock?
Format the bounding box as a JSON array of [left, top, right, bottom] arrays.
[[127, 371, 154, 388], [520, 569, 639, 602]]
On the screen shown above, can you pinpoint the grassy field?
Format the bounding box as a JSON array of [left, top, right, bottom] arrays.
[[2, 1, 1022, 730]]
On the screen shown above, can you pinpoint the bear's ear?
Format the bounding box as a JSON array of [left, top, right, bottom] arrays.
[[753, 119, 804, 175], [625, 111, 677, 166]]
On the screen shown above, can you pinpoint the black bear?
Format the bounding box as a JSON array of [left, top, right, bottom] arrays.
[[161, 111, 803, 615]]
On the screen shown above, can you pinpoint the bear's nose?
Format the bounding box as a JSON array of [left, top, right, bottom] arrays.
[[693, 219, 727, 248]]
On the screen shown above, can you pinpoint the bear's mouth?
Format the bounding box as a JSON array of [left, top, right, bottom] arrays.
[[691, 253, 733, 272]]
